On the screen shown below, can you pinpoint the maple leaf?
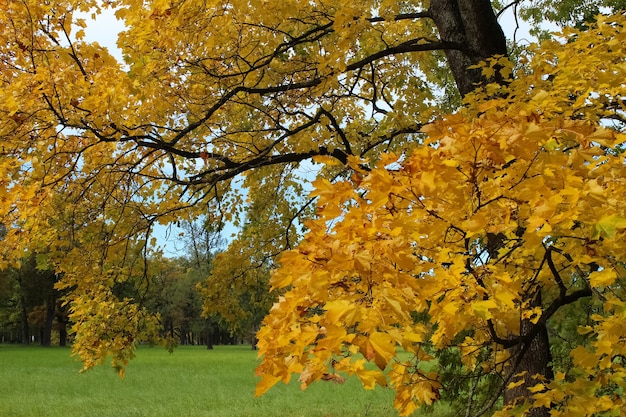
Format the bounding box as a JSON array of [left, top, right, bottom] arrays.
[[594, 214, 626, 239], [589, 269, 618, 287]]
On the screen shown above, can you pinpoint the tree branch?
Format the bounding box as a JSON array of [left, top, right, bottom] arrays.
[[486, 245, 592, 350]]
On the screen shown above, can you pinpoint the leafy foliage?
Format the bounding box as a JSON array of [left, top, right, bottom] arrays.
[[1, 0, 625, 415], [0, 0, 445, 370], [197, 164, 311, 336], [519, 0, 626, 28], [256, 14, 626, 416]]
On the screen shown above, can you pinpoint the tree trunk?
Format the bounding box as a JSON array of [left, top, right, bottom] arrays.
[[503, 292, 554, 417], [58, 324, 67, 347], [429, 0, 508, 96], [430, 3, 553, 414], [206, 330, 214, 350], [57, 308, 68, 347], [20, 295, 29, 345], [205, 319, 214, 349], [41, 291, 56, 347]]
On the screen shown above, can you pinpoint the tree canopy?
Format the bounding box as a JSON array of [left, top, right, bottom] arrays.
[[256, 14, 626, 415], [0, 1, 625, 416]]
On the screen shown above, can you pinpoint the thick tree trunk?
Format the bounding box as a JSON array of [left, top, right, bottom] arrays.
[[503, 292, 554, 417], [430, 3, 553, 414], [429, 0, 508, 96]]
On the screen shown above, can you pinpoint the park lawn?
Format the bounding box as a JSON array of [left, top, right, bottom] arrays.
[[0, 344, 401, 417]]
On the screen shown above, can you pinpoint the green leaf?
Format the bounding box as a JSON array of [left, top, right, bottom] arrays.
[[594, 214, 626, 238]]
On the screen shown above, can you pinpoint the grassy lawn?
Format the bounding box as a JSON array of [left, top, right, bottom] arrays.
[[0, 344, 400, 417]]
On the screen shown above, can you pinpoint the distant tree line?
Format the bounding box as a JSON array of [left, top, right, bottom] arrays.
[[0, 253, 68, 346], [0, 217, 262, 348]]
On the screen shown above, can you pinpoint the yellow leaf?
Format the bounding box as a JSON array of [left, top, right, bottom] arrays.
[[571, 346, 597, 369], [356, 368, 386, 390], [528, 383, 545, 393], [420, 171, 436, 191], [312, 155, 340, 165], [442, 301, 459, 316], [589, 269, 617, 287], [494, 289, 516, 309], [507, 379, 525, 389], [384, 296, 410, 322], [402, 331, 424, 344], [472, 299, 497, 319], [532, 392, 552, 408], [522, 306, 542, 324], [532, 90, 550, 103], [255, 374, 282, 397], [324, 299, 353, 323], [368, 332, 396, 369]]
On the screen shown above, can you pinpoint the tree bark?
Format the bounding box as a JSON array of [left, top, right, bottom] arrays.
[[206, 330, 214, 350], [56, 306, 69, 347], [503, 292, 554, 417], [41, 290, 56, 347], [20, 294, 29, 345], [58, 324, 67, 347], [429, 0, 508, 96], [429, 3, 553, 415]]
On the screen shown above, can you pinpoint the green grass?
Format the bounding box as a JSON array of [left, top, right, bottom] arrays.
[[0, 344, 399, 417]]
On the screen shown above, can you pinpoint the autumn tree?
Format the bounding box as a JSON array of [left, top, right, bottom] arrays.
[[0, 0, 625, 415], [256, 15, 626, 416]]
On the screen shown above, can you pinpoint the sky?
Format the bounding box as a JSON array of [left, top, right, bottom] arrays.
[[74, 5, 541, 255], [78, 5, 539, 57]]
